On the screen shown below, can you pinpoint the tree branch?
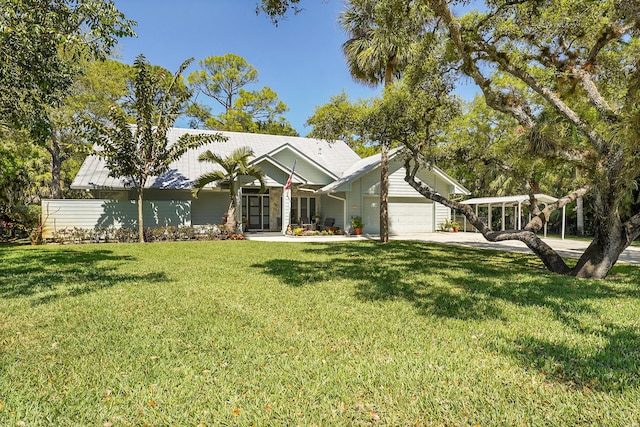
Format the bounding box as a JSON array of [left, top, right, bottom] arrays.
[[524, 185, 592, 234], [571, 68, 620, 123], [476, 40, 610, 152], [586, 23, 633, 65], [627, 213, 640, 243], [428, 0, 536, 128], [403, 155, 584, 275]]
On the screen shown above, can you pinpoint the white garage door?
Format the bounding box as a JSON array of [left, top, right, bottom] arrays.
[[388, 197, 433, 234]]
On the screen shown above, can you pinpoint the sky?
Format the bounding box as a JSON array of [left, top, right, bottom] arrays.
[[111, 0, 383, 135]]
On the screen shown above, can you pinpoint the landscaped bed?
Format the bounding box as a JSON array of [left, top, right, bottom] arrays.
[[1, 240, 639, 425]]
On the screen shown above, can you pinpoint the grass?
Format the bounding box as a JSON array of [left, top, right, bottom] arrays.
[[1, 240, 640, 426]]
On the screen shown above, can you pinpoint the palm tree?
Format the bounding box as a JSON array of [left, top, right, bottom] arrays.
[[192, 146, 265, 234], [340, 0, 428, 243]]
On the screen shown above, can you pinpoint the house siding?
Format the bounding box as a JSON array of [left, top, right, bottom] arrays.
[[192, 191, 228, 226], [354, 160, 441, 234], [434, 202, 451, 229], [256, 162, 289, 188], [41, 199, 191, 238], [320, 194, 345, 230], [273, 151, 334, 185]]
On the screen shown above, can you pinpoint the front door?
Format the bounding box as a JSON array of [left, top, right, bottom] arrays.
[[242, 194, 270, 230]]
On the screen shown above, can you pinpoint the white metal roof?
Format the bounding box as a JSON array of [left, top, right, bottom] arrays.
[[460, 194, 558, 206], [72, 128, 361, 190]]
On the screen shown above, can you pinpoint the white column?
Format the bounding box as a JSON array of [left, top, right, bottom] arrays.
[[518, 202, 522, 229], [281, 188, 291, 235], [237, 187, 243, 233], [487, 203, 492, 230], [501, 203, 506, 231]]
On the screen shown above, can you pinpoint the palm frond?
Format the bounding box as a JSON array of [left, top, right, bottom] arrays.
[[191, 170, 227, 197]]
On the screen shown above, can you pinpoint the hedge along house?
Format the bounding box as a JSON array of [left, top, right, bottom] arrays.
[[41, 128, 469, 238]]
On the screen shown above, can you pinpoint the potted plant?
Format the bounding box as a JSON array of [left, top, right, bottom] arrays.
[[351, 216, 364, 235], [441, 219, 459, 232]]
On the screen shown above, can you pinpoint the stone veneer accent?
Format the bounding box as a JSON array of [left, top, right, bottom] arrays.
[[269, 187, 282, 231]]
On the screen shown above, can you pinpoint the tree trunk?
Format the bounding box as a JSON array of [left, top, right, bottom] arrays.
[[571, 235, 625, 278], [48, 135, 62, 199], [570, 211, 631, 278], [380, 140, 389, 243], [576, 197, 585, 236], [379, 63, 394, 244], [401, 160, 634, 279], [138, 188, 145, 243], [226, 183, 238, 235], [226, 198, 237, 235]]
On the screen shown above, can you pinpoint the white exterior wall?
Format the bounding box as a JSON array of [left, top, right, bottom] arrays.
[[41, 199, 191, 238], [273, 151, 334, 185], [434, 202, 452, 230], [320, 194, 345, 230], [357, 160, 437, 234]]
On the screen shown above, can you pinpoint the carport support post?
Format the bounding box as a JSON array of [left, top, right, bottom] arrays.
[[501, 202, 506, 231], [518, 201, 522, 230]]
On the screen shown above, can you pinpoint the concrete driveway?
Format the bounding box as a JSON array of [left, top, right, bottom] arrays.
[[245, 231, 640, 265]]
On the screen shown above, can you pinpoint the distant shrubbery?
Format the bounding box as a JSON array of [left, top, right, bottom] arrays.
[[289, 227, 343, 236], [0, 205, 41, 241], [47, 224, 244, 244]]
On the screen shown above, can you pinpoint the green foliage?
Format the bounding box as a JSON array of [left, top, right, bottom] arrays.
[[257, 0, 303, 24], [350, 215, 364, 229], [89, 55, 222, 189], [340, 0, 430, 87], [85, 55, 226, 242], [187, 54, 297, 135], [192, 146, 265, 234], [0, 128, 47, 210], [0, 0, 136, 126], [306, 92, 376, 156], [1, 240, 640, 424]]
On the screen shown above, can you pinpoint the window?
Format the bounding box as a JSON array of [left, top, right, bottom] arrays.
[[291, 197, 317, 223]]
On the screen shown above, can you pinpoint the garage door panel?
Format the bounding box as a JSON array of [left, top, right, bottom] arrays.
[[388, 199, 432, 234]]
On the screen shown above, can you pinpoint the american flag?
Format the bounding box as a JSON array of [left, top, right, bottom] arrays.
[[284, 160, 296, 191]]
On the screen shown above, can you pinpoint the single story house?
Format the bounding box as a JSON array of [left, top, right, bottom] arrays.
[[41, 128, 469, 238]]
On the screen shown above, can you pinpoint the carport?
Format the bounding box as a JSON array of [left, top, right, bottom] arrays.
[[459, 194, 566, 239]]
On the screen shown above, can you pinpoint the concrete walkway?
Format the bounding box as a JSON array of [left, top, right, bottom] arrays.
[[245, 231, 640, 265]]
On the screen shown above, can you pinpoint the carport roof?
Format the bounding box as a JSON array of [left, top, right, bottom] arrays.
[[460, 194, 558, 206]]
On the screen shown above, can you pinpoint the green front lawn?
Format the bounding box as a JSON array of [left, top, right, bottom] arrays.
[[1, 241, 639, 426]]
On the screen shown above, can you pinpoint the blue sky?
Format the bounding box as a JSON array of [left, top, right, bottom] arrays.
[[111, 1, 478, 135], [111, 0, 382, 135]]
